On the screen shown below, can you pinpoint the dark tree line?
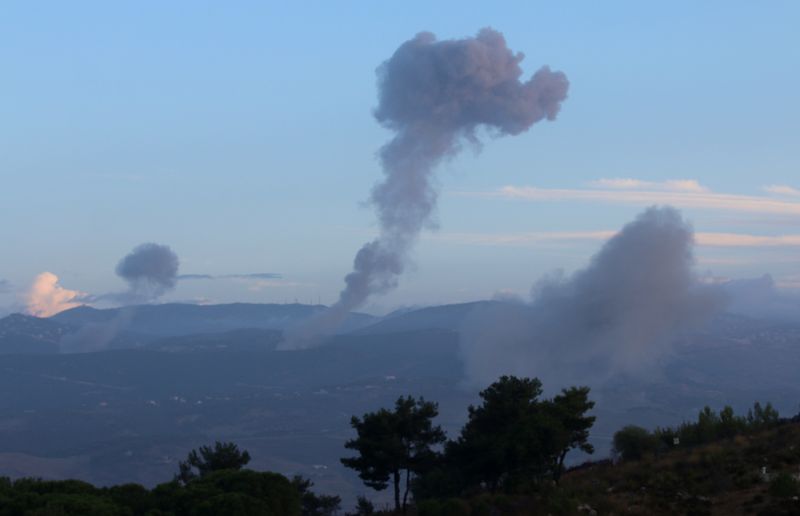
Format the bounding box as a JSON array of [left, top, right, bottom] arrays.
[[340, 375, 596, 512], [0, 441, 346, 516], [613, 401, 783, 461]]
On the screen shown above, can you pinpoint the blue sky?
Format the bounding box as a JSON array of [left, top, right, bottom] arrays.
[[2, 1, 799, 314]]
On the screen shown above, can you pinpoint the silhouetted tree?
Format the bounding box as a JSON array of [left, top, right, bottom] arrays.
[[177, 441, 251, 484], [291, 475, 342, 516], [446, 376, 558, 491], [748, 401, 780, 430], [341, 396, 446, 513], [345, 495, 375, 516], [550, 386, 596, 481]]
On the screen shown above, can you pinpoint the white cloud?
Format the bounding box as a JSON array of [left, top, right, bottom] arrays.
[[430, 230, 615, 246], [467, 185, 800, 216], [430, 230, 800, 248], [589, 178, 708, 192], [26, 272, 87, 317], [763, 184, 800, 197], [695, 232, 800, 247]]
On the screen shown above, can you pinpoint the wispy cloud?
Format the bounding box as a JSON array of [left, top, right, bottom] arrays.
[[234, 278, 313, 292], [178, 272, 282, 281], [0, 279, 11, 294], [696, 233, 800, 247], [763, 184, 800, 197], [429, 230, 800, 248], [588, 178, 708, 192], [177, 274, 215, 280], [466, 185, 800, 216], [431, 230, 614, 246]]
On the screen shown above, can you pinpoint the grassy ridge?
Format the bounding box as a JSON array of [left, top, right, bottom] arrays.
[[411, 422, 800, 516]]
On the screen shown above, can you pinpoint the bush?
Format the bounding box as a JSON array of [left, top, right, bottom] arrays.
[[417, 498, 472, 516], [613, 425, 658, 461], [769, 472, 800, 498]]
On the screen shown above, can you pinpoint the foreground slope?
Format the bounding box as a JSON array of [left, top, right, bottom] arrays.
[[560, 422, 800, 515]]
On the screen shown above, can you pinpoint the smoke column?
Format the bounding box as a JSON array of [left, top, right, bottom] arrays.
[[115, 243, 179, 302], [459, 206, 726, 387], [296, 28, 569, 343], [57, 243, 178, 352]]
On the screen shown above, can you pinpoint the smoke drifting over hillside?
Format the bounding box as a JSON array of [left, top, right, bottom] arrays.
[[294, 28, 569, 344], [460, 207, 726, 387], [115, 243, 179, 302], [56, 243, 178, 352]]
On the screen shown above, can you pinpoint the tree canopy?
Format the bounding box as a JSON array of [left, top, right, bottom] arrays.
[[177, 441, 252, 484], [341, 395, 446, 513]]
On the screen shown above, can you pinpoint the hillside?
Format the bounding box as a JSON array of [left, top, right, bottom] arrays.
[[51, 303, 377, 337], [558, 422, 800, 515], [409, 423, 800, 516]]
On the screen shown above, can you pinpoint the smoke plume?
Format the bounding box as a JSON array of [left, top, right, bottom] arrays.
[[25, 272, 87, 317], [59, 307, 136, 353], [296, 28, 569, 343], [115, 243, 179, 302], [460, 207, 726, 387]]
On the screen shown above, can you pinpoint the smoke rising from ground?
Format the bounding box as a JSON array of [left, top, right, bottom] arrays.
[[58, 243, 178, 352], [25, 272, 87, 317], [115, 243, 179, 303], [460, 207, 726, 387], [293, 28, 569, 344]]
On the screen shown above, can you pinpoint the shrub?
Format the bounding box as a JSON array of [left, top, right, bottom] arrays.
[[612, 425, 658, 461], [769, 472, 800, 498]]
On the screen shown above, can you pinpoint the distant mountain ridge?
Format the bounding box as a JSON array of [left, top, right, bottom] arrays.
[[0, 313, 71, 354], [350, 300, 521, 335], [51, 302, 378, 338]]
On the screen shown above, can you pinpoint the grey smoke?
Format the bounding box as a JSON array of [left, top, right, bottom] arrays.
[[116, 243, 179, 302], [57, 244, 178, 352], [59, 307, 136, 354], [0, 279, 11, 294], [460, 207, 726, 387], [295, 28, 569, 344]]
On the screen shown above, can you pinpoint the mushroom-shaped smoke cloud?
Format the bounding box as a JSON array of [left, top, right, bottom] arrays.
[[115, 243, 179, 303], [295, 28, 569, 344]]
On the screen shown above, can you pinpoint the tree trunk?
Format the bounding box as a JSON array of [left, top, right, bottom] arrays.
[[554, 450, 568, 483], [393, 470, 401, 512], [402, 468, 411, 513]]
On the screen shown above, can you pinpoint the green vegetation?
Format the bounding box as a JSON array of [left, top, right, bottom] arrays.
[[343, 376, 596, 511], [1, 378, 797, 515], [0, 441, 349, 515], [343, 376, 800, 514], [0, 469, 301, 515], [612, 402, 783, 461], [341, 396, 446, 513], [177, 440, 252, 484], [428, 377, 595, 495]]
